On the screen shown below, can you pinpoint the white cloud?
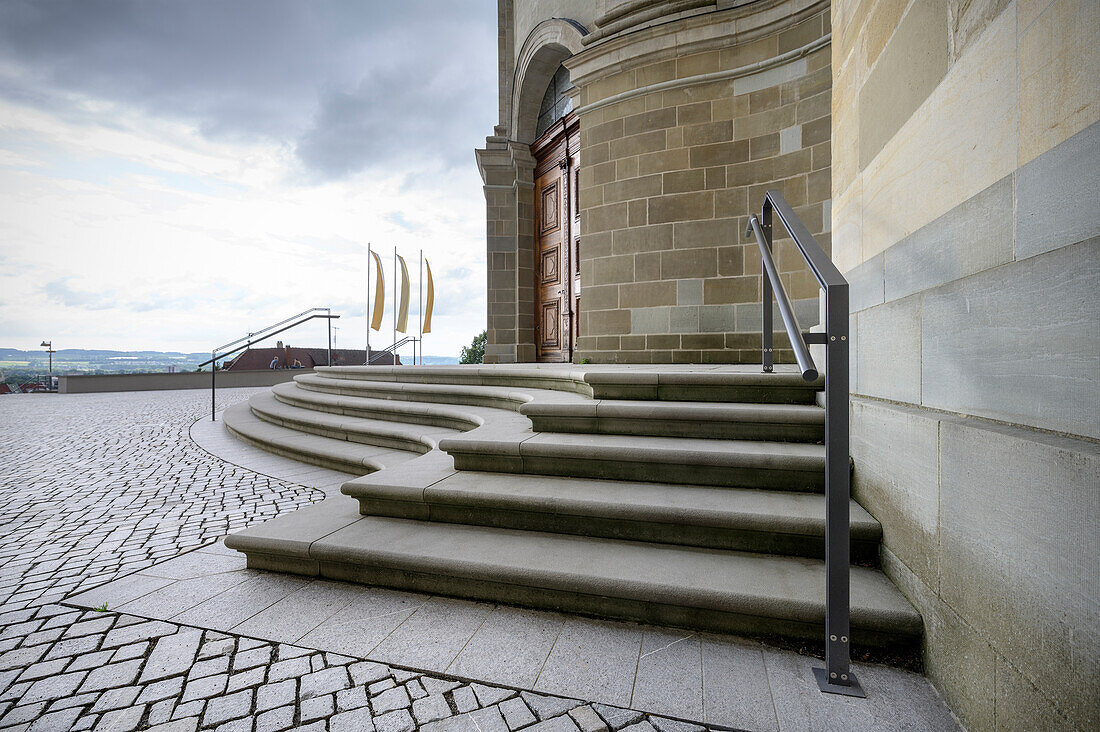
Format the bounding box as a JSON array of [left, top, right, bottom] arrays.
[[0, 1, 495, 358]]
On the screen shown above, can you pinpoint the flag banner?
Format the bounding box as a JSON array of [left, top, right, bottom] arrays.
[[423, 259, 434, 334], [370, 250, 385, 331], [396, 254, 410, 333]]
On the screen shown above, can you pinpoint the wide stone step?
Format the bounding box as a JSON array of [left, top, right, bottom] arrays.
[[439, 431, 830, 491], [249, 391, 459, 453], [342, 470, 881, 562], [582, 370, 823, 403], [520, 399, 825, 441], [310, 365, 823, 404], [270, 382, 485, 431], [225, 504, 921, 647], [222, 402, 422, 475]]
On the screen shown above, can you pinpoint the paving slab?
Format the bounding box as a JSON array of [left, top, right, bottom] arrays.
[[535, 617, 643, 709], [367, 596, 495, 672], [447, 606, 566, 688]]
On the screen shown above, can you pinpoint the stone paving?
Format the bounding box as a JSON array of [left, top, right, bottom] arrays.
[[0, 390, 727, 732]]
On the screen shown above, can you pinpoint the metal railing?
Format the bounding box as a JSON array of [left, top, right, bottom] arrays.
[[366, 336, 420, 365], [745, 190, 861, 697], [198, 308, 340, 421]]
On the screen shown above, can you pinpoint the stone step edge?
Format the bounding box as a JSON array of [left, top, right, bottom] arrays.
[[226, 508, 921, 646], [223, 402, 393, 475], [294, 372, 542, 411], [314, 365, 823, 390], [438, 432, 827, 471], [249, 391, 454, 454], [341, 470, 882, 561], [271, 382, 485, 431]]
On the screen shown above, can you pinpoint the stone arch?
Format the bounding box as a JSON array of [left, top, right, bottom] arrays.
[[510, 19, 586, 144]]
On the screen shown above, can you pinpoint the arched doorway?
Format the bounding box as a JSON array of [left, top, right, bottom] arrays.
[[531, 65, 579, 362]]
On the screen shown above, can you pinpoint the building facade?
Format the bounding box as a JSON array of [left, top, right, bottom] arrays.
[[477, 0, 831, 365], [477, 1, 1098, 730]]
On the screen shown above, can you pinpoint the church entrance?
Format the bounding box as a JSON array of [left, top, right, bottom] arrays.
[[532, 113, 579, 363]]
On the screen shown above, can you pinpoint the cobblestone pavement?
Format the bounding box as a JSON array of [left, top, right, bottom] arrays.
[[0, 390, 721, 732]]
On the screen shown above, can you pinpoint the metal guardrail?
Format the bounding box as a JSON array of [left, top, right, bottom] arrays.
[[745, 190, 860, 697], [199, 308, 339, 421]]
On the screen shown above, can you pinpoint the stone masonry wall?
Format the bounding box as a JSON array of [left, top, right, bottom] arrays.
[[832, 0, 1099, 729], [568, 5, 831, 364]]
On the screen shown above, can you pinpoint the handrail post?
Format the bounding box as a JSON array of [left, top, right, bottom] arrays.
[[210, 351, 216, 421], [327, 308, 332, 366], [813, 279, 864, 696], [761, 204, 774, 373]]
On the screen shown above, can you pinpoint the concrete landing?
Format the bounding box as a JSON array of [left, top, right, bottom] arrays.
[[67, 540, 957, 730]]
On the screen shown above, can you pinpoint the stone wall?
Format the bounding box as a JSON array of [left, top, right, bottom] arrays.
[[58, 369, 312, 394], [832, 0, 1099, 729], [569, 0, 831, 363]]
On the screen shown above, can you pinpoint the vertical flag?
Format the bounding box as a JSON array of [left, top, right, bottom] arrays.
[[369, 250, 385, 331], [396, 254, 410, 333], [423, 260, 434, 334]]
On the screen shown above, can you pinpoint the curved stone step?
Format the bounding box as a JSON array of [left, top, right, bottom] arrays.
[[226, 506, 921, 647], [342, 470, 881, 562], [271, 382, 485, 431], [314, 364, 592, 396], [248, 391, 458, 454], [222, 402, 422, 475], [293, 372, 548, 411], [520, 399, 825, 441], [439, 431, 830, 491]]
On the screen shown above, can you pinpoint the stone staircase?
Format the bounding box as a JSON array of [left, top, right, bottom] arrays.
[[223, 365, 921, 650]]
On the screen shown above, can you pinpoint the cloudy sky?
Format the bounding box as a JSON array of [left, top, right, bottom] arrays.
[[0, 0, 498, 359]]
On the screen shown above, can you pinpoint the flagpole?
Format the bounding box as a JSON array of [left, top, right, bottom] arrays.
[[419, 249, 423, 366], [392, 246, 397, 363], [366, 243, 371, 365]]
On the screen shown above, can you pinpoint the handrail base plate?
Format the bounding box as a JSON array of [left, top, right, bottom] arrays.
[[813, 667, 867, 698]]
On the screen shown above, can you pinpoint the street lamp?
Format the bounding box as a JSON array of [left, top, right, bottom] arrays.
[[40, 341, 54, 390]]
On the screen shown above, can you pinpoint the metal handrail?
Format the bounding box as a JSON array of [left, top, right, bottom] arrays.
[[745, 189, 859, 697], [366, 335, 419, 365], [204, 309, 339, 420], [212, 307, 332, 354]]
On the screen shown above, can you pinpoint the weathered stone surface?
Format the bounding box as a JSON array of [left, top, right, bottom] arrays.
[[500, 696, 538, 729], [372, 685, 411, 714], [939, 419, 1099, 730], [921, 238, 1100, 438], [329, 707, 376, 732], [851, 398, 941, 589], [855, 294, 921, 404], [412, 693, 451, 725], [374, 709, 416, 732], [1016, 120, 1100, 260], [202, 689, 252, 727], [883, 174, 1013, 302], [299, 666, 350, 700], [858, 0, 949, 168], [142, 629, 203, 683]]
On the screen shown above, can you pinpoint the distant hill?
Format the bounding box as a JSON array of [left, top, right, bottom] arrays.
[[0, 348, 208, 361], [0, 348, 459, 378]]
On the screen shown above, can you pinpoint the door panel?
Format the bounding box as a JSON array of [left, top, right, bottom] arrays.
[[532, 117, 579, 363], [534, 163, 566, 362]]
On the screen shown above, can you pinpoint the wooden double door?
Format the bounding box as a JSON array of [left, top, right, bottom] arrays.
[[532, 116, 580, 362]]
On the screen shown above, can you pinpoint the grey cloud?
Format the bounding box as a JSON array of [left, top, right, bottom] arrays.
[[0, 0, 497, 179], [43, 278, 117, 310]]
